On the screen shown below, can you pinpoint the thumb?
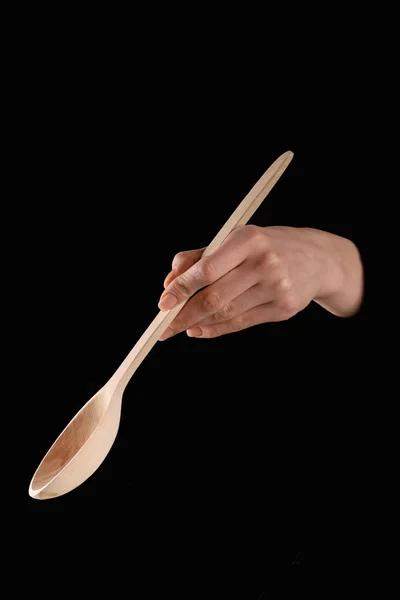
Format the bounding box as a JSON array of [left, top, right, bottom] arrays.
[[163, 248, 205, 288]]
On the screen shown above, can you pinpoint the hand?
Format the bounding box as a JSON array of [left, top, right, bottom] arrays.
[[158, 225, 363, 340]]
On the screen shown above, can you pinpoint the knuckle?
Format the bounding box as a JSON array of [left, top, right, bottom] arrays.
[[272, 275, 292, 293], [256, 251, 281, 272], [173, 250, 187, 262], [244, 224, 261, 238], [264, 251, 281, 269], [171, 274, 191, 298], [172, 250, 190, 267], [198, 258, 218, 283], [277, 292, 298, 314], [245, 225, 266, 245], [214, 303, 236, 321], [201, 290, 223, 313]]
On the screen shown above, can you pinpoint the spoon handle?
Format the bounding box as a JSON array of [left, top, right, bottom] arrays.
[[109, 150, 294, 392]]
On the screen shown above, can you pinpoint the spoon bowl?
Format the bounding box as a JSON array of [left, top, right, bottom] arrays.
[[29, 386, 123, 499], [29, 151, 294, 499]]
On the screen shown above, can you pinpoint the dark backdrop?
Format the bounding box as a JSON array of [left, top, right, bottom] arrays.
[[22, 57, 375, 571]]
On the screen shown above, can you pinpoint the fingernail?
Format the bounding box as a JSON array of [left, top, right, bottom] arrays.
[[158, 293, 177, 311], [160, 326, 175, 341], [187, 326, 203, 337]]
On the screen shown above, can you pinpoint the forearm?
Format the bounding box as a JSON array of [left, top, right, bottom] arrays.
[[310, 229, 364, 317]]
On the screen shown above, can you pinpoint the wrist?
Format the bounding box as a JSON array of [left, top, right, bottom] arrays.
[[306, 228, 364, 317]]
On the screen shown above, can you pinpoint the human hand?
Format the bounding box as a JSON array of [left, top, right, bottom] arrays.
[[158, 225, 363, 340]]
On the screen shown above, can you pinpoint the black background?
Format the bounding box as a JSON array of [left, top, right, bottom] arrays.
[[20, 33, 381, 575]]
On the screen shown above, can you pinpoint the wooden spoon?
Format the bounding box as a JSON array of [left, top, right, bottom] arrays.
[[29, 150, 294, 499]]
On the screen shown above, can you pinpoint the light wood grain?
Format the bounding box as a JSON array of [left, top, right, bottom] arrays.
[[29, 150, 294, 499]]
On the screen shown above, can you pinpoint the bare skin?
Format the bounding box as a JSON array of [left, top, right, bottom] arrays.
[[158, 225, 364, 340]]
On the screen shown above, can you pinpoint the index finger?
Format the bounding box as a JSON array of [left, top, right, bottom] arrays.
[[158, 226, 257, 311]]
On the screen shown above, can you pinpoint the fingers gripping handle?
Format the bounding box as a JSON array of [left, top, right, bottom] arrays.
[[110, 151, 294, 390]]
